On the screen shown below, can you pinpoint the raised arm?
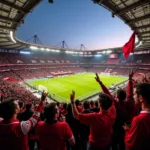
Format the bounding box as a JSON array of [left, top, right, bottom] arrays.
[[70, 91, 80, 120], [95, 73, 114, 100], [20, 91, 47, 135], [127, 70, 134, 100]]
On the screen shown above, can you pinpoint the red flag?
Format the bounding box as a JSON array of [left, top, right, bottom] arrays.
[[122, 31, 136, 59]]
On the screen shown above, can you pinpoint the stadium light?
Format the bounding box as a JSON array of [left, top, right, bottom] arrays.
[[79, 52, 83, 54], [95, 54, 102, 57], [55, 50, 60, 52], [136, 41, 142, 48], [40, 47, 45, 51], [46, 48, 50, 51], [10, 31, 16, 43], [20, 51, 30, 55], [30, 46, 38, 50], [106, 50, 112, 54]]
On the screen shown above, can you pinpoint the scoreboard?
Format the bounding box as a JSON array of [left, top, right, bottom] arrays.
[[109, 54, 118, 58]]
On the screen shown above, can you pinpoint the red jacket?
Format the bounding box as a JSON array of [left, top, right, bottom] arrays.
[[0, 102, 43, 150]]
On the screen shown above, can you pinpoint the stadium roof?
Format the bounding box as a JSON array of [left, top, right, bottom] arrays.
[[0, 0, 149, 52]]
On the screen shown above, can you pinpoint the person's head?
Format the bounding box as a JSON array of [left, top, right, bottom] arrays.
[[83, 101, 90, 110], [25, 103, 32, 111], [99, 93, 112, 110], [133, 83, 150, 107], [116, 89, 126, 102], [75, 99, 80, 106], [90, 100, 94, 108], [66, 103, 72, 113], [0, 98, 20, 120], [43, 102, 59, 121], [63, 103, 67, 110], [95, 101, 99, 108], [56, 102, 60, 107]]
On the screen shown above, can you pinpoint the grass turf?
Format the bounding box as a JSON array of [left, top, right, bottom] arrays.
[[27, 73, 127, 102]]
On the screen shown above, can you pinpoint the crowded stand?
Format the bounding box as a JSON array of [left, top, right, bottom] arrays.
[[1, 36, 150, 150], [0, 71, 150, 150]]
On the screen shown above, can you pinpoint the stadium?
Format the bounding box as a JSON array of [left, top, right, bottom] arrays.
[[0, 0, 150, 150]]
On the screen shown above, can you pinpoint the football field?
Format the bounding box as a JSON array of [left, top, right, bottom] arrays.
[[27, 73, 127, 102]]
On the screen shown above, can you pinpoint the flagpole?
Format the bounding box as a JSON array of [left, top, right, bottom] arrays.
[[132, 52, 134, 69]]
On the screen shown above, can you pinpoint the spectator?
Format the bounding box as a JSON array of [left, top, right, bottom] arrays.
[[65, 103, 81, 150], [70, 73, 116, 150], [75, 99, 83, 112], [18, 103, 33, 121], [61, 103, 68, 115], [18, 103, 35, 150], [80, 100, 92, 150], [0, 91, 47, 150], [95, 72, 137, 150], [36, 102, 75, 150], [90, 100, 94, 109], [124, 83, 150, 150], [90, 101, 100, 112]]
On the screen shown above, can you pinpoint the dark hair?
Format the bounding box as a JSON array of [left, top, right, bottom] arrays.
[[67, 103, 72, 113], [90, 100, 94, 107], [95, 101, 99, 107], [56, 102, 60, 107], [134, 83, 150, 104], [25, 103, 32, 110], [99, 93, 112, 110], [117, 89, 126, 101], [43, 102, 57, 121], [0, 98, 17, 120], [63, 103, 67, 109], [83, 101, 90, 109], [75, 99, 80, 106]]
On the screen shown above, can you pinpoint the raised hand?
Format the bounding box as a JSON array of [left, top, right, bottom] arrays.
[[95, 73, 101, 83], [41, 90, 48, 102], [123, 123, 130, 131], [70, 90, 75, 103], [129, 70, 134, 80]]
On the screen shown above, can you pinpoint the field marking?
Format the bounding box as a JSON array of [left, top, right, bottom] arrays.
[[27, 74, 127, 102], [56, 78, 97, 90]]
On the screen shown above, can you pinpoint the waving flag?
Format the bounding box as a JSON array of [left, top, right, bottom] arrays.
[[122, 31, 136, 59]]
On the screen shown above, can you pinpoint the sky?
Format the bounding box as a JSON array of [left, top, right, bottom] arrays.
[[16, 0, 136, 50]]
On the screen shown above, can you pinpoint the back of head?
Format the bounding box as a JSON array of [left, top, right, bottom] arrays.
[[134, 83, 150, 105], [43, 102, 58, 121], [95, 101, 99, 107], [25, 103, 32, 111], [90, 100, 94, 107], [0, 98, 17, 120], [99, 93, 112, 110], [67, 103, 72, 113], [75, 99, 80, 106], [63, 103, 67, 110], [117, 89, 126, 102], [56, 102, 60, 107], [83, 101, 90, 109]]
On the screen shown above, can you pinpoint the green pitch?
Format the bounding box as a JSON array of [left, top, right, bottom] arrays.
[[27, 73, 127, 102]]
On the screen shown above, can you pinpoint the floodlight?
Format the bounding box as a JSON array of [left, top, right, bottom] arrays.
[[30, 46, 38, 50], [10, 31, 16, 43]]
